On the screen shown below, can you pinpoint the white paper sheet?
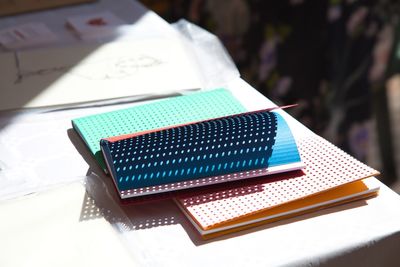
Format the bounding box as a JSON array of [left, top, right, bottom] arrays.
[[0, 38, 203, 110]]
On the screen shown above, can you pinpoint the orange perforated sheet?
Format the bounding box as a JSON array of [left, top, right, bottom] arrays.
[[176, 135, 379, 230]]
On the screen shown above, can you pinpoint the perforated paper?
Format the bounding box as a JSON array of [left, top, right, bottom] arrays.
[[72, 89, 247, 169], [176, 134, 380, 230], [101, 110, 303, 196]]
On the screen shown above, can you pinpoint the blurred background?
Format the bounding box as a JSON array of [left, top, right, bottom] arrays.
[[140, 0, 400, 191]]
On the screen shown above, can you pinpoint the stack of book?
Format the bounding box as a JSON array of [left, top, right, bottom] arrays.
[[72, 88, 380, 239]]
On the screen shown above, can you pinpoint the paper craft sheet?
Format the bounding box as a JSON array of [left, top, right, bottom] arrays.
[[72, 89, 247, 170], [176, 177, 379, 239], [0, 39, 203, 110], [176, 134, 380, 236], [100, 109, 304, 198]]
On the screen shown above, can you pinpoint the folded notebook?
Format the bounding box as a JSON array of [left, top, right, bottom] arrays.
[[100, 109, 305, 198], [177, 177, 379, 239], [175, 134, 380, 239], [72, 88, 247, 170]]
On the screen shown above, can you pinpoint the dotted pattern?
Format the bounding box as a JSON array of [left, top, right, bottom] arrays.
[[72, 89, 246, 169], [116, 111, 302, 197], [102, 111, 301, 191], [176, 135, 380, 230], [119, 162, 305, 198], [79, 193, 102, 221]]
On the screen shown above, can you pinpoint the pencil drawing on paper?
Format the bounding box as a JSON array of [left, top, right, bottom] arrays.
[[13, 52, 164, 84]]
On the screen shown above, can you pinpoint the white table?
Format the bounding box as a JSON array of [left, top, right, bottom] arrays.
[[1, 1, 400, 266]]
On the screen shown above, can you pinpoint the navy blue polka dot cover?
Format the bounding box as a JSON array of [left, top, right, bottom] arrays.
[[100, 109, 304, 198]]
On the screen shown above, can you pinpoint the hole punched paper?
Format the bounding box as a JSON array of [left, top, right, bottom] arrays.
[[100, 107, 304, 199]]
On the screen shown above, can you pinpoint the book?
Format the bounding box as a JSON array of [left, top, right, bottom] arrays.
[[66, 12, 125, 40], [72, 89, 247, 170], [177, 177, 379, 239], [175, 134, 380, 239], [100, 108, 305, 198]]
